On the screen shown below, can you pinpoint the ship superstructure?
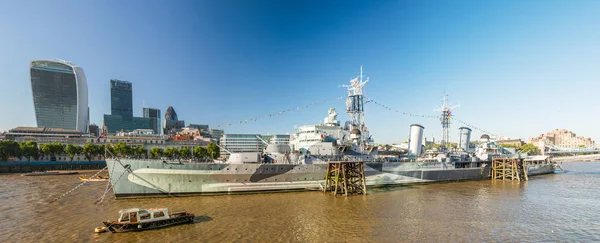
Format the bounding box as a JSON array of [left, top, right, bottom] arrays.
[[105, 67, 557, 198]]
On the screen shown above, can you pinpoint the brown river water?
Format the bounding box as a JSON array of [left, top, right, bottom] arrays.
[[1, 162, 599, 243]]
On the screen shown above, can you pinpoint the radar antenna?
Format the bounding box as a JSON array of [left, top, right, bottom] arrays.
[[433, 93, 459, 149]]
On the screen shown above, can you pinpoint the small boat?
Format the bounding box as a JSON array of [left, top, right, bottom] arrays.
[[79, 175, 110, 182], [22, 171, 78, 176], [102, 208, 195, 233]]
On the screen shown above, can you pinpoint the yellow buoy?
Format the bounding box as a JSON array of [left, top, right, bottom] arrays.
[[94, 226, 108, 233]]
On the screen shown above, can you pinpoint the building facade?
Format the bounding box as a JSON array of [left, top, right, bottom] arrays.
[[103, 79, 153, 134], [88, 124, 99, 137], [219, 134, 263, 156], [143, 107, 161, 134], [110, 79, 133, 118], [163, 106, 185, 134], [30, 60, 88, 132], [529, 129, 594, 148]]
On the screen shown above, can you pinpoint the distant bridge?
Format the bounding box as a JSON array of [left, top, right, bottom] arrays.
[[544, 144, 600, 154]]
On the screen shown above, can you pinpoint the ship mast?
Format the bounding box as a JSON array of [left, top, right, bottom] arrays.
[[434, 94, 459, 149], [340, 66, 369, 152]]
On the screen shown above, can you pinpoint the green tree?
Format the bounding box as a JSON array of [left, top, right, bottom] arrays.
[[447, 143, 458, 149], [83, 143, 99, 162], [206, 143, 220, 159], [65, 144, 83, 162], [164, 147, 179, 158], [134, 145, 147, 159], [500, 144, 518, 149], [19, 141, 39, 161], [150, 147, 163, 159], [519, 143, 540, 155], [193, 146, 207, 160], [0, 140, 21, 161], [104, 144, 116, 157], [113, 142, 131, 157], [41, 142, 64, 158], [179, 147, 191, 158]]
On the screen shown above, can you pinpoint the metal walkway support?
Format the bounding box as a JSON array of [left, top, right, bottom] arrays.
[[323, 161, 367, 196], [491, 158, 528, 181]]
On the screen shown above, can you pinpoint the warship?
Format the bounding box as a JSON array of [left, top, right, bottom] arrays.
[[106, 67, 556, 198]]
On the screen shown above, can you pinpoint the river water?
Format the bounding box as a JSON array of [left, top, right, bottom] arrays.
[[1, 162, 599, 242]]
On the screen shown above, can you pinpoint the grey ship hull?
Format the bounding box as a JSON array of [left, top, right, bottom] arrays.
[[106, 159, 555, 198]]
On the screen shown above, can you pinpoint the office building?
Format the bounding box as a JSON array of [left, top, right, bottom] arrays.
[[102, 79, 151, 134], [163, 106, 185, 134], [143, 107, 161, 134], [30, 60, 88, 132], [110, 79, 133, 118], [219, 134, 263, 156]]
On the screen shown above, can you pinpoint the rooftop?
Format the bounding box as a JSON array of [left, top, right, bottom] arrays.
[[9, 127, 82, 134]]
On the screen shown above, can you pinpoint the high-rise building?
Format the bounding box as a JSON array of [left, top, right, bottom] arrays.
[[143, 107, 161, 134], [30, 60, 89, 132], [163, 106, 185, 134], [103, 79, 150, 134], [110, 79, 133, 118]]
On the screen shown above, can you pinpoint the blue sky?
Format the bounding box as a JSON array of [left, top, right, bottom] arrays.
[[1, 0, 599, 144]]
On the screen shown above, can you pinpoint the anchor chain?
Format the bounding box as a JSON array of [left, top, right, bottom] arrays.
[[48, 166, 108, 204]]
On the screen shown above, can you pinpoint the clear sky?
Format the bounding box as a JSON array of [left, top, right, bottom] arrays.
[[1, 0, 599, 144]]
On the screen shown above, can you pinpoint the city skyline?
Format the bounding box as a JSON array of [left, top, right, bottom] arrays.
[[1, 1, 600, 144]]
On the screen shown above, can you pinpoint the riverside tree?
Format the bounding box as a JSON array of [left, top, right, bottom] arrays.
[[150, 147, 163, 159], [65, 144, 83, 162], [0, 140, 21, 161], [193, 146, 207, 161], [520, 143, 540, 155], [41, 142, 64, 159], [179, 147, 191, 159], [19, 141, 39, 161], [164, 147, 179, 158], [206, 143, 220, 159], [83, 143, 100, 162], [113, 142, 131, 157]]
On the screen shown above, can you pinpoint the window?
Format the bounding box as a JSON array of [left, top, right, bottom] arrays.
[[140, 211, 151, 220], [153, 211, 165, 218], [120, 213, 130, 222]]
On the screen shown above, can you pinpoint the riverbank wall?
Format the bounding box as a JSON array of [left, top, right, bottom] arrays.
[[0, 161, 106, 173]]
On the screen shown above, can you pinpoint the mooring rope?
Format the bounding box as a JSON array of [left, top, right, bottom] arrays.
[[48, 166, 108, 204], [95, 161, 119, 205]]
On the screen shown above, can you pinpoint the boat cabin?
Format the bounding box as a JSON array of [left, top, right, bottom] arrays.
[[117, 208, 170, 223]]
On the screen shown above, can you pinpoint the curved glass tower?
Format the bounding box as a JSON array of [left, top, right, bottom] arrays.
[[30, 60, 88, 132]]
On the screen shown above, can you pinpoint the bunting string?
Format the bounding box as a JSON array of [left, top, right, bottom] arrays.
[[214, 97, 344, 128], [364, 98, 438, 119], [365, 97, 502, 137]]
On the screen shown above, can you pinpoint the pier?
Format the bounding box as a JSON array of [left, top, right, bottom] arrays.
[[491, 158, 528, 181], [323, 161, 367, 196]]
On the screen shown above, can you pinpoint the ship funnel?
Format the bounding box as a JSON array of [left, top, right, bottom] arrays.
[[409, 124, 424, 156], [458, 127, 472, 151]]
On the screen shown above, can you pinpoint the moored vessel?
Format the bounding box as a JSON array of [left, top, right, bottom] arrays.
[[102, 208, 194, 233], [105, 67, 556, 198]]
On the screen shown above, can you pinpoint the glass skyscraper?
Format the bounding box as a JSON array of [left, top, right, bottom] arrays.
[[103, 79, 153, 134], [30, 60, 88, 132], [143, 107, 161, 134], [110, 79, 133, 118]]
